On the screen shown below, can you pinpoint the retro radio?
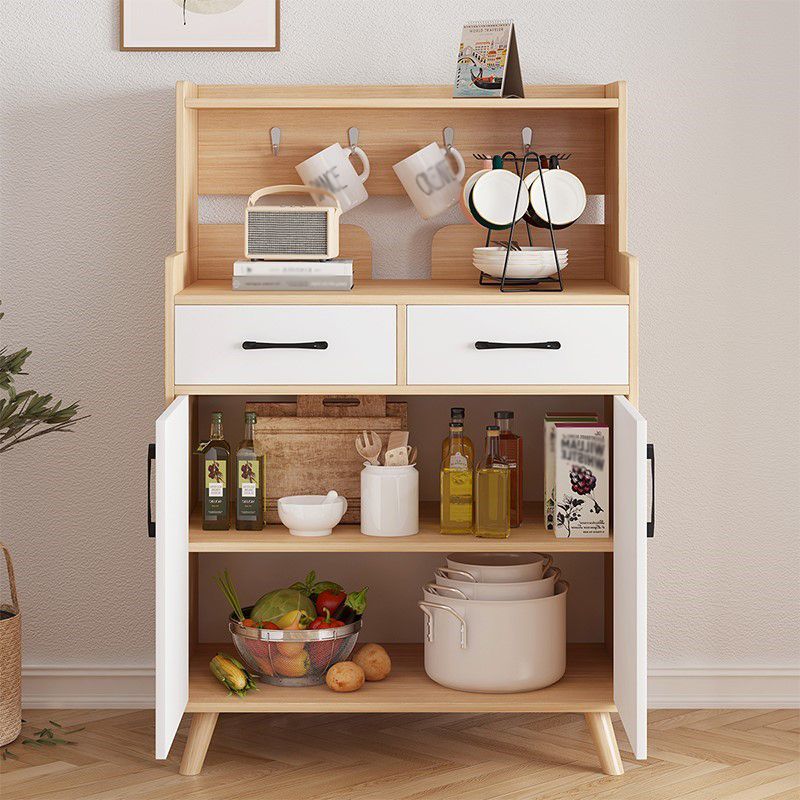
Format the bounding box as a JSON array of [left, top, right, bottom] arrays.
[[244, 185, 342, 260]]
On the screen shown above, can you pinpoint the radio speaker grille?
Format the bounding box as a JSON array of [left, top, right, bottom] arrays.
[[247, 211, 329, 256]]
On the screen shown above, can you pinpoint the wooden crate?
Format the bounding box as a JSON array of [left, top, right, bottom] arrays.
[[245, 396, 407, 523]]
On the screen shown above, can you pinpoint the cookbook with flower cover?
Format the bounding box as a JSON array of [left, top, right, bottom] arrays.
[[453, 20, 524, 98], [554, 424, 609, 538]]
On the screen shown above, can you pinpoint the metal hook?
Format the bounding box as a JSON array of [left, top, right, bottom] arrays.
[[521, 126, 532, 153], [442, 126, 455, 151], [269, 127, 281, 157], [348, 126, 359, 152]]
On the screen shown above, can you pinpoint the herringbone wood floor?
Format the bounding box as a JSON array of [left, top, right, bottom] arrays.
[[1, 708, 798, 799]]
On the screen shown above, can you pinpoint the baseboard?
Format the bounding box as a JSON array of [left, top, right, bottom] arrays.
[[23, 664, 800, 709], [23, 665, 155, 709], [648, 666, 800, 709]]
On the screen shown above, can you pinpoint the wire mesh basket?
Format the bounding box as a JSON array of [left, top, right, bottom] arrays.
[[229, 612, 362, 686]]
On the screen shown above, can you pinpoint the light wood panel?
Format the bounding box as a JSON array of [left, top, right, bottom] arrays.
[[175, 383, 629, 397], [197, 223, 373, 280], [431, 223, 605, 280], [187, 644, 614, 714], [188, 501, 613, 552], [175, 82, 198, 270], [197, 83, 613, 100], [175, 278, 628, 305], [198, 108, 606, 196]]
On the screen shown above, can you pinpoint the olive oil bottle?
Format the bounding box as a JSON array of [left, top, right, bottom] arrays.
[[235, 411, 265, 531], [202, 412, 231, 531], [475, 425, 510, 539], [440, 420, 474, 534], [440, 407, 474, 465], [495, 410, 523, 527]]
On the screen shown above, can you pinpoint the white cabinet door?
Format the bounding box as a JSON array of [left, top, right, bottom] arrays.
[[406, 305, 629, 385], [174, 305, 396, 386], [155, 395, 189, 759], [613, 396, 647, 760]]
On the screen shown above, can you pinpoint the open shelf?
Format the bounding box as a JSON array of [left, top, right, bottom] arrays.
[[185, 84, 619, 111], [187, 643, 614, 713], [175, 279, 629, 306], [188, 501, 613, 553]]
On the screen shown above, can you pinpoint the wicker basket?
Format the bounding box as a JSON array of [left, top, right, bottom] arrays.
[[0, 542, 21, 746]]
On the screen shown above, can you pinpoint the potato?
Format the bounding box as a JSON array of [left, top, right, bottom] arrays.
[[326, 661, 365, 692], [353, 643, 392, 681]]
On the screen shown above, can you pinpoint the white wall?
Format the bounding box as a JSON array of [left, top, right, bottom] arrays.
[[2, 0, 799, 700]]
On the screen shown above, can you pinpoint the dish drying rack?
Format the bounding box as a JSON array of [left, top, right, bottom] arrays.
[[473, 127, 569, 292]]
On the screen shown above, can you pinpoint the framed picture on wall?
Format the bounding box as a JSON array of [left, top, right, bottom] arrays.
[[120, 0, 280, 51]]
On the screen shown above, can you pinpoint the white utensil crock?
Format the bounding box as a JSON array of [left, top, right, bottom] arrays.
[[432, 567, 561, 601], [445, 552, 553, 583], [360, 464, 419, 537], [418, 581, 568, 693]]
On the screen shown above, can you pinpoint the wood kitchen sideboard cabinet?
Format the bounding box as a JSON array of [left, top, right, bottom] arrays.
[[152, 82, 650, 778]]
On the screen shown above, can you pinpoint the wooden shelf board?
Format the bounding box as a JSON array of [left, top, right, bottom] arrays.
[[175, 279, 629, 306], [187, 643, 614, 713], [187, 98, 619, 110], [188, 502, 613, 553]]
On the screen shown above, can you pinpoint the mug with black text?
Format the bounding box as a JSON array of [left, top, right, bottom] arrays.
[[393, 142, 466, 219], [296, 142, 371, 213]]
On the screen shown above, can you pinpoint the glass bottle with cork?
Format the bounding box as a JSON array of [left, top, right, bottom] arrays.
[[440, 418, 474, 534], [494, 410, 523, 527], [475, 425, 510, 538], [235, 411, 265, 531], [201, 411, 230, 531]]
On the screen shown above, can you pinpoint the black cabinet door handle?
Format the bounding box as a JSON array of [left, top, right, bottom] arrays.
[[475, 340, 561, 350], [147, 442, 156, 538], [647, 443, 655, 538], [242, 340, 328, 350]]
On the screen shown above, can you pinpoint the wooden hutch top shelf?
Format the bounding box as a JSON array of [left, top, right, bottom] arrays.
[[184, 83, 621, 109]]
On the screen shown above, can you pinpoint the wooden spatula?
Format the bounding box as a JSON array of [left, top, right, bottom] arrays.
[[387, 430, 409, 453]]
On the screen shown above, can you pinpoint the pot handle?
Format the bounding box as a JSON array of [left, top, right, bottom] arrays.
[[434, 567, 477, 583], [537, 553, 554, 574], [424, 582, 468, 600], [544, 566, 562, 583], [418, 600, 467, 649]]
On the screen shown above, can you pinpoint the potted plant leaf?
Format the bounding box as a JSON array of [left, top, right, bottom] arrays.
[[0, 303, 86, 745]]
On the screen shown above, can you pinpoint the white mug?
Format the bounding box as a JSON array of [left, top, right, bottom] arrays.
[[393, 142, 466, 219], [296, 142, 370, 213]]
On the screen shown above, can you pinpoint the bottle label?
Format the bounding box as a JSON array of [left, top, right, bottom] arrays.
[[449, 452, 468, 471], [237, 458, 260, 518], [205, 459, 227, 517]]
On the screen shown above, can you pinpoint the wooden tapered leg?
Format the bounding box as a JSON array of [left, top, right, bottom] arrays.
[[585, 712, 624, 776], [179, 712, 219, 775]]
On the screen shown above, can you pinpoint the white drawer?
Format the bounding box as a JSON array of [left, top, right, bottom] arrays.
[[406, 305, 629, 385], [175, 305, 396, 386]]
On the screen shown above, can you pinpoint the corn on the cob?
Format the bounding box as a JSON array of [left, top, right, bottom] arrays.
[[210, 653, 258, 697]]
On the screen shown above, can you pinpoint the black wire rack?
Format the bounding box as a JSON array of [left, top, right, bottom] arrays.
[[473, 128, 569, 292]]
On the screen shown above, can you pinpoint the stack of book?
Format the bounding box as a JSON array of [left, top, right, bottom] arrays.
[[232, 259, 353, 291]]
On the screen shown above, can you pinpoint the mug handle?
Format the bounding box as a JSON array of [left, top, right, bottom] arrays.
[[349, 145, 371, 184], [443, 145, 466, 181]]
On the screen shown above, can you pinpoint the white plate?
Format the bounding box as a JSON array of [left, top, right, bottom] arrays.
[[474, 260, 567, 280], [474, 246, 568, 256], [460, 168, 491, 224], [528, 170, 587, 226], [470, 170, 529, 228]]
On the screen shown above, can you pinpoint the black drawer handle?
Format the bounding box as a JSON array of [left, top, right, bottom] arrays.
[[475, 340, 561, 350], [647, 443, 655, 538], [147, 442, 156, 538], [242, 340, 328, 350]]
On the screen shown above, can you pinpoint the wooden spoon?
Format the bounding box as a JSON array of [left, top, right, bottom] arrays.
[[356, 431, 382, 465]]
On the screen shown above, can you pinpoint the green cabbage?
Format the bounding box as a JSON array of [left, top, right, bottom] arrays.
[[250, 588, 315, 625]]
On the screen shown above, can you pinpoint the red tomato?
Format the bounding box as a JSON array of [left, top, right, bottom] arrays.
[[316, 590, 346, 617]]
